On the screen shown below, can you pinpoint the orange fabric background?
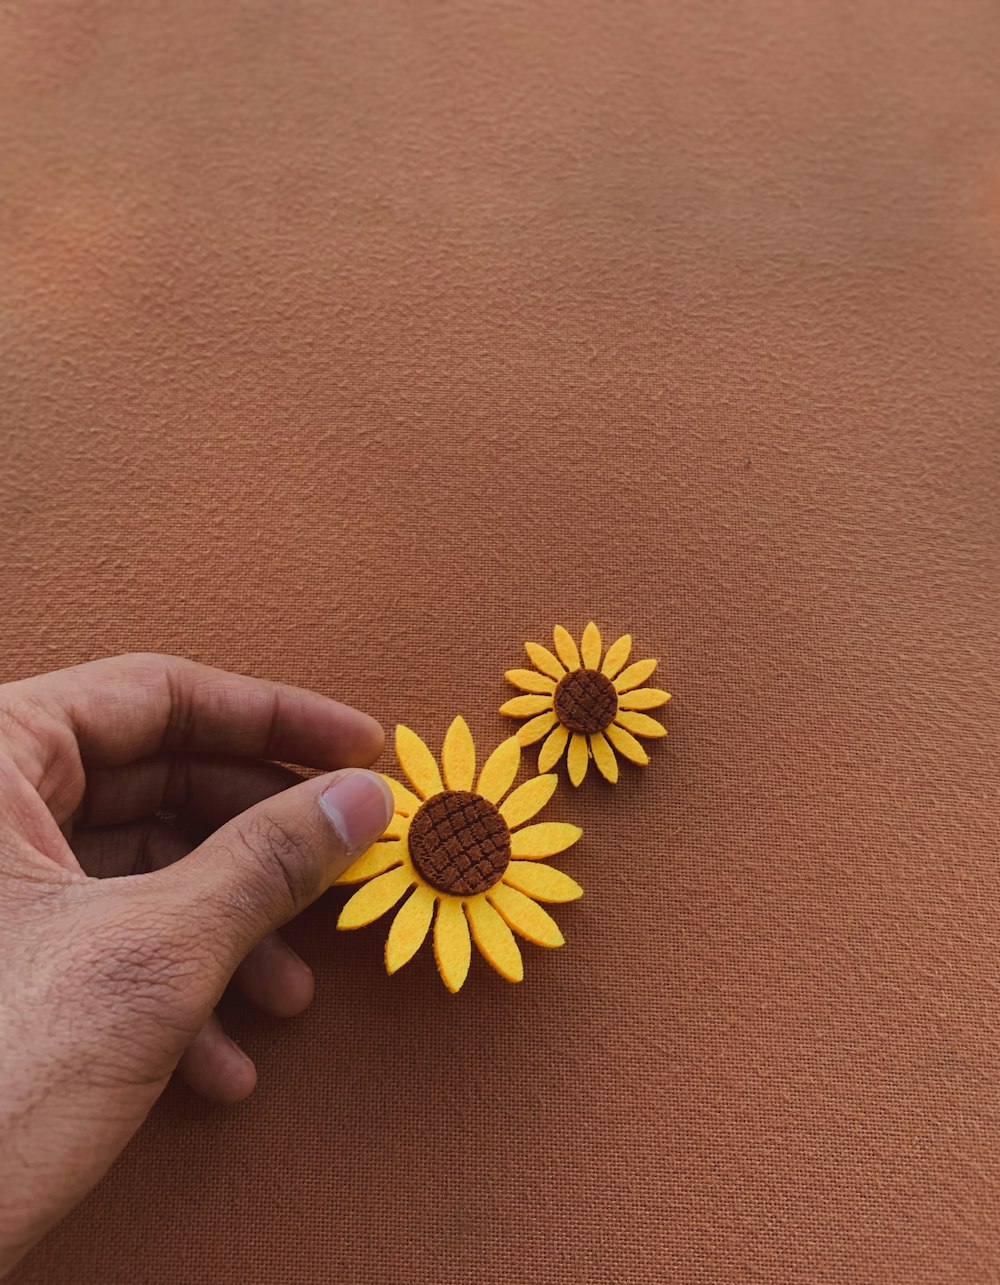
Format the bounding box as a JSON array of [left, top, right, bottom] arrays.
[[2, 1, 999, 1280]]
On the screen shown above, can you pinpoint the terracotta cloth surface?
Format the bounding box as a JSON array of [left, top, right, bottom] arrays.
[[2, 1, 999, 1281]]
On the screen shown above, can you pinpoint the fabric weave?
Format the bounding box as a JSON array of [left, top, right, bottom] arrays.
[[2, 0, 999, 1280]]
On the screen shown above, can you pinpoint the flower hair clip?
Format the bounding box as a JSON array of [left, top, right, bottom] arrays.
[[336, 717, 583, 992], [501, 622, 669, 785]]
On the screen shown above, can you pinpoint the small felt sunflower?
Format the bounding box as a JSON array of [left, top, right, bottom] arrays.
[[501, 622, 669, 786], [335, 717, 583, 993]]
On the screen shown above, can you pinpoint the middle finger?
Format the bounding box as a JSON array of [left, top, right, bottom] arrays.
[[74, 754, 303, 831]]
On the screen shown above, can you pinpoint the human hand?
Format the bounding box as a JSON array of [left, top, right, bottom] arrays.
[[0, 654, 393, 1275]]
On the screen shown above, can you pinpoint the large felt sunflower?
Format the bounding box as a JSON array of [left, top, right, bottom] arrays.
[[501, 622, 669, 786], [335, 717, 583, 992]]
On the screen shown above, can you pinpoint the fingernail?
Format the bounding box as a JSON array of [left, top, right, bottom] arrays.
[[281, 943, 312, 975], [228, 1037, 254, 1066], [318, 769, 394, 859]]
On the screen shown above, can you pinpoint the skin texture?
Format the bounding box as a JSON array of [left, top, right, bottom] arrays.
[[0, 654, 392, 1277]]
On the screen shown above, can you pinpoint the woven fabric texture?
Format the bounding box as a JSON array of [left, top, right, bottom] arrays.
[[2, 1, 999, 1281]]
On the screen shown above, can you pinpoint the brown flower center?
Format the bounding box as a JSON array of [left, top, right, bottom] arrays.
[[407, 790, 511, 897], [554, 668, 619, 735]]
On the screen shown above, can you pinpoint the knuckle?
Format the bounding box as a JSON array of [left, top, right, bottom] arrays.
[[116, 650, 185, 671], [161, 662, 200, 750], [89, 651, 188, 696], [109, 652, 201, 736]]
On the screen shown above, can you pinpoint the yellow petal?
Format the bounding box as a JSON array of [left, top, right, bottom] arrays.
[[499, 773, 558, 828], [509, 822, 582, 859], [516, 710, 558, 746], [538, 723, 569, 772], [614, 658, 658, 693], [466, 896, 523, 983], [489, 883, 565, 948], [504, 861, 583, 903], [476, 736, 521, 803], [605, 722, 650, 766], [394, 725, 444, 799], [553, 625, 582, 672], [618, 687, 670, 710], [381, 813, 410, 840], [525, 641, 566, 682], [337, 865, 413, 929], [380, 774, 422, 816], [384, 884, 435, 974], [333, 840, 405, 885], [567, 732, 589, 787], [441, 714, 476, 791], [434, 896, 471, 993], [601, 633, 632, 679], [580, 621, 602, 669], [615, 710, 668, 738], [499, 694, 554, 718], [505, 668, 557, 694], [590, 732, 619, 783]]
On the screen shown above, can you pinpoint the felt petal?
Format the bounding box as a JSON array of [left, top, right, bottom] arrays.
[[333, 840, 405, 886], [434, 896, 472, 993], [499, 773, 558, 828], [476, 736, 521, 803], [381, 813, 410, 840], [553, 625, 582, 672], [466, 896, 523, 983], [516, 710, 558, 746], [504, 861, 583, 903], [525, 641, 566, 682], [618, 687, 670, 710], [505, 668, 557, 694], [567, 732, 589, 787], [337, 865, 413, 929], [538, 723, 570, 773], [619, 683, 668, 714], [499, 694, 554, 718], [605, 722, 650, 766], [580, 621, 602, 670], [509, 822, 583, 859], [590, 732, 619, 783], [601, 634, 632, 679], [384, 885, 435, 974], [489, 883, 565, 948], [614, 658, 658, 693], [615, 710, 668, 738], [380, 774, 422, 816], [394, 725, 444, 800], [441, 715, 476, 791]]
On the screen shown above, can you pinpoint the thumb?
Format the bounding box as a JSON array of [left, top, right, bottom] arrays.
[[158, 767, 394, 972]]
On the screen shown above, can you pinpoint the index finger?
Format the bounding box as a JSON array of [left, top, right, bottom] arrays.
[[0, 652, 385, 769]]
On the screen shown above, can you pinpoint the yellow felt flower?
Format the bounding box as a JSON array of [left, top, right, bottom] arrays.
[[501, 622, 669, 786], [335, 717, 583, 993]]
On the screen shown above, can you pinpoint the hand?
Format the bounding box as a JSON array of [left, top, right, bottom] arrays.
[[0, 654, 393, 1275]]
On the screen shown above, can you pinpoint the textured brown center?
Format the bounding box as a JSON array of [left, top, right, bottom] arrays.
[[554, 668, 619, 734], [407, 790, 511, 896]]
